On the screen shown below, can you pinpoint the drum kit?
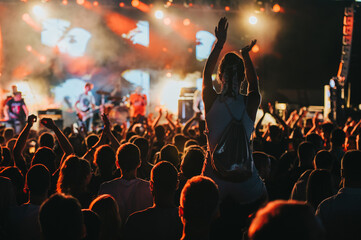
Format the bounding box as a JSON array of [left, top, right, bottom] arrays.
[[96, 90, 129, 124]]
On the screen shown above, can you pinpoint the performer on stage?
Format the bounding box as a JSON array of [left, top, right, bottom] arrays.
[[193, 89, 205, 120], [3, 91, 28, 134], [129, 86, 147, 123], [74, 83, 96, 132]]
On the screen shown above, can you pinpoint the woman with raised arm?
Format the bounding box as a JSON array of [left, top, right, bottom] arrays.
[[202, 17, 266, 204]]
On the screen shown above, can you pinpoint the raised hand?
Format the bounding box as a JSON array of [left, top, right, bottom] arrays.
[[40, 118, 56, 130], [27, 115, 37, 127], [215, 17, 228, 47], [241, 39, 257, 56]]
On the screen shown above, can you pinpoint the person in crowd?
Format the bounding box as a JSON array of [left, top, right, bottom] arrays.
[[82, 209, 101, 240], [57, 155, 93, 208], [8, 164, 50, 240], [133, 137, 153, 181], [316, 150, 361, 240], [124, 161, 182, 240], [39, 193, 85, 240], [159, 144, 180, 169], [306, 169, 334, 211], [98, 143, 153, 221], [179, 176, 219, 240], [201, 17, 266, 204], [89, 194, 122, 240], [248, 200, 324, 240]]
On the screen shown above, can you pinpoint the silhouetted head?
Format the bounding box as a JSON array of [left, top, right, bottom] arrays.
[[31, 147, 56, 174], [179, 176, 219, 224], [94, 145, 116, 175], [180, 148, 205, 179], [341, 150, 361, 184], [150, 161, 178, 197], [116, 143, 141, 173], [133, 137, 149, 162], [39, 132, 55, 149], [160, 144, 180, 168], [330, 128, 346, 148], [25, 164, 50, 196], [313, 150, 333, 170], [217, 52, 245, 97], [248, 200, 324, 240], [39, 193, 84, 240]]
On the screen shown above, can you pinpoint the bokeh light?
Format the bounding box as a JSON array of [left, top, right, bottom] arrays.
[[249, 16, 258, 25]]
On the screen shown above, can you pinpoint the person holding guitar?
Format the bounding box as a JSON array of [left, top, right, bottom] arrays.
[[3, 91, 28, 134], [74, 83, 96, 132]]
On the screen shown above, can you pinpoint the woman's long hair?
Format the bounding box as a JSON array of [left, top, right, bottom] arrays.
[[57, 155, 91, 197], [217, 52, 246, 98]]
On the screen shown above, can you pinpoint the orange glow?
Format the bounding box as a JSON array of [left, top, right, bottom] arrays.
[[62, 0, 68, 5], [0, 25, 2, 76], [162, 47, 168, 52], [166, 1, 171, 7], [26, 45, 32, 52], [131, 0, 140, 7], [166, 72, 172, 78], [272, 4, 281, 13], [93, 1, 99, 6], [260, 7, 265, 12], [183, 18, 190, 26], [119, 2, 125, 7], [39, 55, 46, 63], [164, 17, 171, 25], [225, 6, 230, 11], [189, 3, 193, 7], [66, 56, 95, 76], [187, 48, 193, 53], [12, 65, 32, 79], [252, 44, 260, 53], [77, 0, 85, 5], [105, 12, 137, 36], [22, 13, 42, 32]]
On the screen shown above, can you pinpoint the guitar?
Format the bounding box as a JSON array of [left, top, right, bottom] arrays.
[[77, 106, 101, 122]]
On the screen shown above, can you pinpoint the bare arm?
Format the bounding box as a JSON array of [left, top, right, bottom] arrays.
[[3, 105, 9, 120], [202, 17, 228, 114], [13, 115, 37, 176], [22, 105, 29, 118], [241, 40, 260, 122], [41, 118, 74, 158]]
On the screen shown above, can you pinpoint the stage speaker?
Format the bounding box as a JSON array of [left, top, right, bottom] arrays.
[[178, 98, 194, 123], [38, 109, 63, 130]]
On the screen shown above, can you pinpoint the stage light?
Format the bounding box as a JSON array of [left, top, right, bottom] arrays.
[[155, 10, 164, 19], [163, 17, 171, 25], [26, 45, 32, 52], [93, 1, 99, 7], [165, 1, 172, 7], [22, 13, 30, 21], [62, 0, 68, 5], [251, 44, 259, 53], [272, 4, 281, 13], [249, 16, 258, 25], [183, 18, 190, 26], [32, 5, 46, 19], [76, 0, 85, 5], [166, 72, 172, 78], [119, 2, 125, 7], [131, 0, 140, 7], [225, 6, 230, 11]]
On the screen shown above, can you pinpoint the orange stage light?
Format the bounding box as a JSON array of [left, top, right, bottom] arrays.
[[183, 18, 190, 26], [225, 6, 230, 11], [93, 1, 99, 6], [77, 0, 85, 5], [272, 4, 281, 13], [62, 0, 68, 5], [119, 2, 125, 7], [131, 0, 140, 7]]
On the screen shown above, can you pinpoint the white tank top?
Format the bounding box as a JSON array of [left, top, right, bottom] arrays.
[[205, 94, 254, 153]]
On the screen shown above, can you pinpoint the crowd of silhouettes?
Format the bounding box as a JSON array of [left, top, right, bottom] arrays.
[[1, 17, 361, 240]]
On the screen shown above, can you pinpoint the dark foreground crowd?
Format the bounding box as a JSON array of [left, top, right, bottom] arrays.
[[0, 104, 360, 240]]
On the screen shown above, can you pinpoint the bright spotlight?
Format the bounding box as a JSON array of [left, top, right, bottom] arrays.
[[155, 10, 164, 19], [249, 16, 258, 25], [131, 0, 140, 7], [76, 0, 85, 5], [272, 4, 281, 13], [251, 44, 259, 53], [32, 5, 46, 19]]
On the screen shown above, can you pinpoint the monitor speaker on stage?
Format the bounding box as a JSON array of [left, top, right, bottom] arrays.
[[38, 109, 63, 130]]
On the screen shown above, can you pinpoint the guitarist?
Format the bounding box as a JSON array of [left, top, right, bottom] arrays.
[[75, 83, 96, 132], [3, 91, 28, 134]]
